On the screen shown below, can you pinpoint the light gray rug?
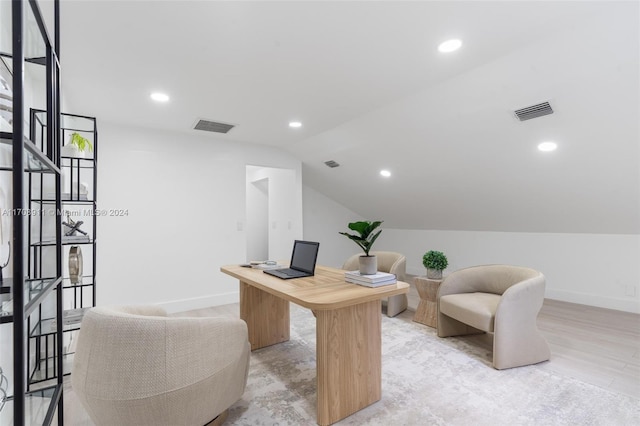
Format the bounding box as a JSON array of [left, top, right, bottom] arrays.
[[226, 305, 639, 425]]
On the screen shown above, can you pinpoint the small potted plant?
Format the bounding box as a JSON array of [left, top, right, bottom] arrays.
[[422, 250, 448, 279], [339, 220, 383, 275], [61, 132, 94, 158]]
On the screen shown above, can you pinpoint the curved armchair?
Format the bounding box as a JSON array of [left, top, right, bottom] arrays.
[[437, 265, 550, 370], [72, 305, 250, 426], [343, 251, 408, 317]]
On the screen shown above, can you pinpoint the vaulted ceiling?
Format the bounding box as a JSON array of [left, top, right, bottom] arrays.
[[60, 1, 639, 234]]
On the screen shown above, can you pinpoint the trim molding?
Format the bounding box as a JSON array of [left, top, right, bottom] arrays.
[[546, 289, 639, 314], [157, 291, 239, 314]]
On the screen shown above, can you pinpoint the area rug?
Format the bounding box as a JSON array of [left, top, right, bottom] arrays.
[[226, 305, 639, 425]]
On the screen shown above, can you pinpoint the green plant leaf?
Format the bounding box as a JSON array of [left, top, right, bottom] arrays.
[[70, 132, 94, 152], [422, 250, 448, 270], [340, 220, 384, 255], [348, 221, 370, 236]]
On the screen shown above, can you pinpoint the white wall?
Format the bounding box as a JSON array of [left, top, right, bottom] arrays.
[[302, 185, 639, 313], [246, 168, 269, 262], [382, 229, 640, 314], [246, 166, 303, 262], [97, 122, 302, 312], [302, 184, 365, 268]]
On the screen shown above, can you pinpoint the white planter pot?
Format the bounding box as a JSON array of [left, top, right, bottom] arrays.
[[61, 143, 85, 158], [359, 255, 377, 275], [426, 268, 443, 279]]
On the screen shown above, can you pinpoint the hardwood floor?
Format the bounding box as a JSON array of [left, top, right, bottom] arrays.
[[537, 298, 640, 398], [404, 275, 640, 399], [184, 283, 640, 400], [64, 288, 640, 424]]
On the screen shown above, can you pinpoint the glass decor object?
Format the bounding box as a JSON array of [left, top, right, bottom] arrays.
[[0, 57, 13, 132], [68, 246, 83, 284]]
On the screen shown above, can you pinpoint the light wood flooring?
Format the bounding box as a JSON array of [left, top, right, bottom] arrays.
[[63, 283, 640, 424], [404, 275, 640, 399], [177, 281, 640, 399]]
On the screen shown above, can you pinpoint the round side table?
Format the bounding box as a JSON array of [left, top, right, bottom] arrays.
[[413, 276, 442, 328]]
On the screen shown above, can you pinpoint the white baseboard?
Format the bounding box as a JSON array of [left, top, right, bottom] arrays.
[[546, 289, 640, 314], [157, 291, 240, 314]]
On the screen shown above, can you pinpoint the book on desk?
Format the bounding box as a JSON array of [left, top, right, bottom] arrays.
[[344, 270, 397, 287]]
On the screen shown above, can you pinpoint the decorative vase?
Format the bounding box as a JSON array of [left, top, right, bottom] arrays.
[[426, 268, 442, 279], [359, 255, 377, 275], [69, 246, 83, 284], [61, 142, 85, 158]]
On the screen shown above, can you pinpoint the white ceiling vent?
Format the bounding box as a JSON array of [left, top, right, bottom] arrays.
[[514, 101, 554, 121], [324, 160, 340, 168], [193, 119, 235, 133]]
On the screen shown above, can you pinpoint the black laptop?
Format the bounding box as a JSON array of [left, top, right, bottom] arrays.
[[264, 240, 320, 280]]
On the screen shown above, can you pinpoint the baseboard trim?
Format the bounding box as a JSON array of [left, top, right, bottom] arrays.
[[157, 291, 239, 314], [545, 289, 639, 314]]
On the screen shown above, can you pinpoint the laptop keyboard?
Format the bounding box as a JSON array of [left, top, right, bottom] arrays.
[[281, 268, 306, 277]]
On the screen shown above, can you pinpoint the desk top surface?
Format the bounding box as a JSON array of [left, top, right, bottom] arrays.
[[221, 264, 409, 311]]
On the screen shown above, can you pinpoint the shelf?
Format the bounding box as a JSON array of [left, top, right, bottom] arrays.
[[32, 238, 94, 247], [0, 384, 61, 426], [29, 355, 74, 385], [31, 198, 96, 205], [0, 278, 63, 322], [0, 132, 61, 175], [62, 275, 95, 287], [8, 2, 66, 423], [61, 156, 95, 162], [30, 307, 90, 337]]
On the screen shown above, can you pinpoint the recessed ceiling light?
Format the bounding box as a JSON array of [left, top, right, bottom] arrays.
[[150, 92, 170, 102], [438, 39, 462, 53], [289, 121, 302, 128], [538, 141, 558, 152], [380, 170, 391, 177]]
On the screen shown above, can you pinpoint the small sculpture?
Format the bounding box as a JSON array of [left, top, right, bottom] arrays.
[[62, 213, 88, 237]]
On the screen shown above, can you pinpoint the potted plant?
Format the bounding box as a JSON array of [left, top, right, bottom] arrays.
[[422, 250, 448, 279], [61, 132, 93, 158], [339, 220, 383, 275]]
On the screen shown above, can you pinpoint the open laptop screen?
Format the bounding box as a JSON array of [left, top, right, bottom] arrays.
[[290, 240, 319, 274]]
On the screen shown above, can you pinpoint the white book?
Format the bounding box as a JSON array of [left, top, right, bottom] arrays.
[[251, 263, 282, 270], [345, 270, 396, 283], [345, 276, 397, 287]]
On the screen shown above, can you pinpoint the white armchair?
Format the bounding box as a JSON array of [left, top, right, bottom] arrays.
[[343, 251, 408, 317], [437, 265, 550, 370], [72, 305, 250, 426]]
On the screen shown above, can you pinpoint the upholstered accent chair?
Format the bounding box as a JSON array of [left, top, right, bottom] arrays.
[[72, 305, 250, 426], [343, 251, 408, 317], [437, 265, 550, 370]]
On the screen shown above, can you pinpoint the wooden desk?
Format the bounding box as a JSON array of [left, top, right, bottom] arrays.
[[221, 264, 409, 425]]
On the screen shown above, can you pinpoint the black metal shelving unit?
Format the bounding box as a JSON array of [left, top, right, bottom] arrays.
[[28, 110, 97, 382], [0, 1, 64, 425]]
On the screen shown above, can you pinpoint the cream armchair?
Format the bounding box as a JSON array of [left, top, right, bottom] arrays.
[[72, 305, 250, 426], [437, 265, 550, 370], [343, 251, 408, 317]]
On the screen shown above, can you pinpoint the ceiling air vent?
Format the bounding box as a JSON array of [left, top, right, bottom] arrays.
[[193, 119, 235, 134], [514, 101, 554, 121], [324, 160, 340, 168]]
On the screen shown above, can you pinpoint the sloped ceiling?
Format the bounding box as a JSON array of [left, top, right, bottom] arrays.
[[60, 1, 639, 234]]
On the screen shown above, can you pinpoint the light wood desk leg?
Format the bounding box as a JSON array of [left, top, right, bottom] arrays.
[[316, 300, 382, 425], [240, 281, 290, 351]]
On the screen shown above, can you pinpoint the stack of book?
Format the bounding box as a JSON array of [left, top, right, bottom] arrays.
[[250, 261, 281, 270], [345, 271, 397, 287]]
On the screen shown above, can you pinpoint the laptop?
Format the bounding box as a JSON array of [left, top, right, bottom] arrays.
[[264, 240, 320, 280]]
